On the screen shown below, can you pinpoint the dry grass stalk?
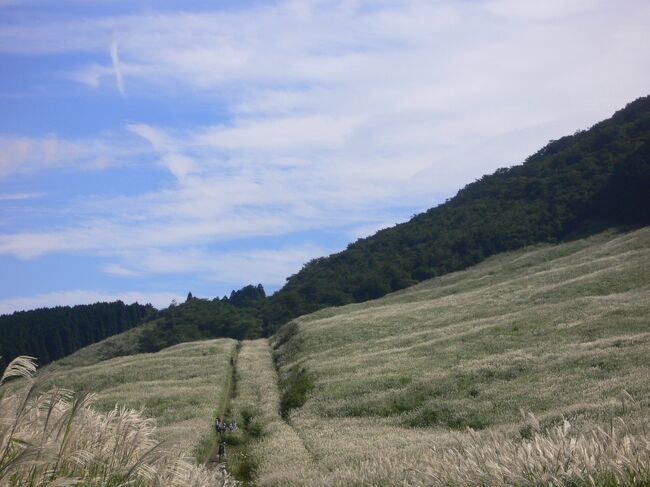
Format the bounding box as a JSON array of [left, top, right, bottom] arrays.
[[406, 417, 650, 486]]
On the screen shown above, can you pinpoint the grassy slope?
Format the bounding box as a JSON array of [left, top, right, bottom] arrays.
[[32, 227, 649, 485], [52, 319, 160, 367], [44, 337, 237, 458], [264, 227, 650, 484]]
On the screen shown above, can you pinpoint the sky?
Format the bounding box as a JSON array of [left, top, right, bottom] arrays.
[[1, 0, 649, 314]]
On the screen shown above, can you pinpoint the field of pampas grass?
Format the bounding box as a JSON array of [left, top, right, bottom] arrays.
[[41, 338, 237, 459], [227, 340, 318, 484], [303, 415, 650, 487], [0, 356, 236, 487], [407, 416, 650, 487], [257, 227, 650, 485]]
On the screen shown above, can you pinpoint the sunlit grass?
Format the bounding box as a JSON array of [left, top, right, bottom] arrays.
[[43, 338, 237, 458], [226, 339, 317, 484], [0, 356, 235, 486], [263, 227, 650, 485]]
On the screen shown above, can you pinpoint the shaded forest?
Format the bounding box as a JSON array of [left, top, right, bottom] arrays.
[[0, 301, 155, 369]]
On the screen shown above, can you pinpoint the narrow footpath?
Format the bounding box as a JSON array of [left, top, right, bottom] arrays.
[[203, 339, 319, 484], [205, 341, 240, 470], [232, 339, 318, 484]]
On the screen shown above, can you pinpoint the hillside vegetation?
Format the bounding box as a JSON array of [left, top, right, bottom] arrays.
[[43, 338, 237, 458], [248, 227, 649, 485], [0, 356, 235, 486], [267, 96, 650, 328], [17, 226, 650, 485], [0, 301, 155, 369]]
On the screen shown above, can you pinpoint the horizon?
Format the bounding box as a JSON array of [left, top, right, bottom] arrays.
[[2, 0, 650, 314]]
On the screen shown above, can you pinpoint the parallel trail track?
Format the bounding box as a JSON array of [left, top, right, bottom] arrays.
[[206, 341, 241, 470]]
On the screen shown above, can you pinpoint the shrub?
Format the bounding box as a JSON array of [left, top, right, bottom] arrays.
[[280, 367, 314, 419]]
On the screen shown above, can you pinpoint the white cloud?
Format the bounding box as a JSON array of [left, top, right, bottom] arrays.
[[0, 290, 183, 315], [0, 136, 33, 177], [101, 244, 331, 287], [110, 36, 125, 96], [0, 133, 144, 178], [0, 192, 44, 201], [0, 0, 649, 286], [101, 263, 139, 277]]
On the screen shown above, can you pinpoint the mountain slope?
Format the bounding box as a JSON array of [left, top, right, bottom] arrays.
[[34, 226, 650, 485], [44, 338, 237, 458], [260, 226, 650, 485], [264, 96, 650, 331], [10, 96, 650, 363]]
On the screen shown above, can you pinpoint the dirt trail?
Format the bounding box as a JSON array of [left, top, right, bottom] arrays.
[[205, 341, 240, 470], [237, 339, 319, 484]]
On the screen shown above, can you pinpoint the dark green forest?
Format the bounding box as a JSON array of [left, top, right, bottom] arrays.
[[0, 301, 155, 369], [5, 95, 650, 359], [137, 287, 266, 352]]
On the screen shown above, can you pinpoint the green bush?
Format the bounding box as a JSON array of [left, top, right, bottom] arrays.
[[280, 367, 314, 419]]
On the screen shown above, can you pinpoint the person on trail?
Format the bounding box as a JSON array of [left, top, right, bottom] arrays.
[[218, 441, 226, 462], [214, 417, 221, 432]]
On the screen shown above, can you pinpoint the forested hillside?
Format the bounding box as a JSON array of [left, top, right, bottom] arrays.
[[265, 96, 650, 328], [137, 289, 266, 352], [0, 301, 155, 369], [135, 95, 650, 350]]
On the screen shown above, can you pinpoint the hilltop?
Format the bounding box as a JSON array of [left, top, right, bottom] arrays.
[[266, 96, 650, 327], [0, 301, 155, 369]]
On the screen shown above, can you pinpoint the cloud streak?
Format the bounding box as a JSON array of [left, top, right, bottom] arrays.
[[110, 37, 125, 97], [0, 290, 183, 315]]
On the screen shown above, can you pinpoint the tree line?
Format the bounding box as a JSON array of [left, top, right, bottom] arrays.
[[0, 301, 155, 369]]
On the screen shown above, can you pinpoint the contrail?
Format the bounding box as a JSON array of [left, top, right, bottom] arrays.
[[110, 37, 125, 97]]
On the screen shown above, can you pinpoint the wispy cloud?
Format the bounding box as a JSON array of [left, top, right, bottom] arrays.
[[0, 192, 44, 201], [0, 290, 183, 315], [0, 132, 151, 178], [101, 244, 330, 287], [110, 36, 125, 97]]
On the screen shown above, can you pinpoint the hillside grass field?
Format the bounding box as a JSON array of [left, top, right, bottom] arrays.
[[23, 226, 650, 486], [261, 226, 650, 485], [42, 338, 237, 459]]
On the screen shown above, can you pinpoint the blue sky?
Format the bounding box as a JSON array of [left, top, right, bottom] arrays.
[[1, 0, 649, 313]]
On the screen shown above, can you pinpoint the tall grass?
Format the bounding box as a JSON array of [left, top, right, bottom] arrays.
[[312, 416, 650, 486], [409, 417, 650, 486], [257, 227, 650, 485], [227, 340, 318, 485], [43, 338, 237, 458], [0, 356, 236, 486]]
